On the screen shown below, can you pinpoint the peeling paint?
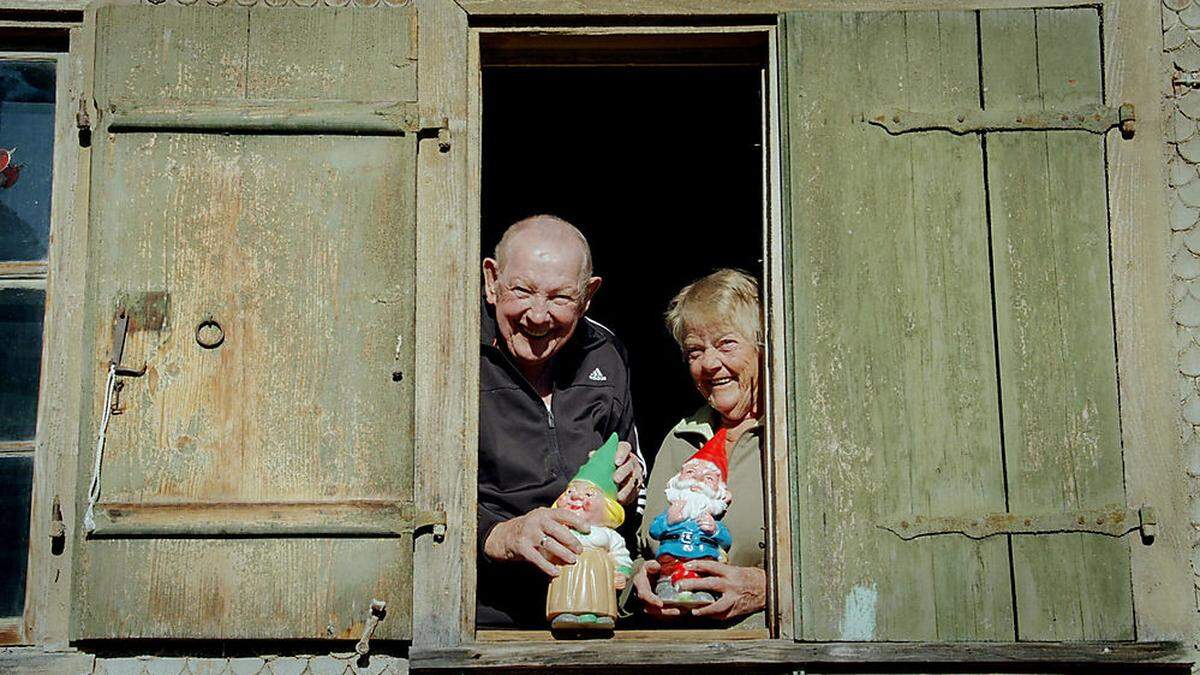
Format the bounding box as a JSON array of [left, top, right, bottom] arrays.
[[840, 583, 878, 640]]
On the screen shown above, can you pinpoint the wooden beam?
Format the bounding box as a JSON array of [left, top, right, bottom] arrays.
[[477, 628, 770, 642], [0, 441, 35, 455], [0, 649, 95, 674], [86, 500, 419, 538], [411, 640, 1193, 672], [411, 0, 476, 650], [458, 0, 1107, 17], [23, 27, 89, 648], [105, 100, 424, 135], [0, 262, 48, 280], [0, 0, 86, 10], [1105, 0, 1197, 643]]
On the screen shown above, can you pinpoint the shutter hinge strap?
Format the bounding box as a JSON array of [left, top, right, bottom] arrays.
[[879, 504, 1156, 544], [867, 103, 1135, 139]]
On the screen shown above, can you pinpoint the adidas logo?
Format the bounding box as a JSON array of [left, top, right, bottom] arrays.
[[588, 367, 607, 382]]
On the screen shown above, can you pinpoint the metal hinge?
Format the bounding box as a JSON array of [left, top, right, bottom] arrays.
[[879, 504, 1157, 545], [867, 103, 1136, 139]]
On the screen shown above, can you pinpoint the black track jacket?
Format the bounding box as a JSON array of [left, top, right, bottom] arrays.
[[477, 303, 646, 627]]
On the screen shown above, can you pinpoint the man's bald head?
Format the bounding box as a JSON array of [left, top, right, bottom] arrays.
[[483, 214, 602, 377], [494, 215, 593, 286]]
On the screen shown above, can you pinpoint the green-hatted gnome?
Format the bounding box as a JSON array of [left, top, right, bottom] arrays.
[[544, 432, 633, 631]]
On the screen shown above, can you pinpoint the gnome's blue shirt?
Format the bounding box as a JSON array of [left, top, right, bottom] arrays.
[[649, 513, 732, 560]]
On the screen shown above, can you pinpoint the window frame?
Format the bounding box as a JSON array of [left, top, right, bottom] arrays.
[[0, 13, 87, 649], [0, 33, 80, 647], [412, 0, 1192, 668], [466, 21, 789, 643]]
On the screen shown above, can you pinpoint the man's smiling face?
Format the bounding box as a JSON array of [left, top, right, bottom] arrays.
[[483, 219, 601, 378]]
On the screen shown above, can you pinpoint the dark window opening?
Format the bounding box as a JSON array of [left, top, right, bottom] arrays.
[[479, 33, 768, 633]]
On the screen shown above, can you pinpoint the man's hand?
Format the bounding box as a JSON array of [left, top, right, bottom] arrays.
[[696, 512, 717, 534], [631, 560, 682, 618], [675, 560, 766, 621], [482, 507, 590, 577], [612, 440, 643, 505]]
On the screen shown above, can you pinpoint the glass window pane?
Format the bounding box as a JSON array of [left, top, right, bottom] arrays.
[[0, 60, 56, 262], [0, 288, 45, 440], [0, 455, 32, 617]]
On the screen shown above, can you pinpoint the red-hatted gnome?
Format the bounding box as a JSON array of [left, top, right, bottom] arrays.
[[648, 428, 733, 608]]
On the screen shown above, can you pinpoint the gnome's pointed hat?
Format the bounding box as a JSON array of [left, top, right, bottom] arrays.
[[686, 427, 728, 482], [570, 432, 620, 500]]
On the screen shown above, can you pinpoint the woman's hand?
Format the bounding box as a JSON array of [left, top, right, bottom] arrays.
[[614, 572, 629, 591], [631, 560, 682, 618], [482, 507, 589, 577], [675, 560, 766, 621]]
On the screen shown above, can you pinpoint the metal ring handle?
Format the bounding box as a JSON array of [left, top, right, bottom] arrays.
[[195, 318, 225, 350]]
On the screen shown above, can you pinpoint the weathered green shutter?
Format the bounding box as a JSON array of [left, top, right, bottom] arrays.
[[783, 8, 1133, 641], [73, 2, 419, 639]]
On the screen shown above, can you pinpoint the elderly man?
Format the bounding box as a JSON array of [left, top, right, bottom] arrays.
[[478, 214, 646, 627]]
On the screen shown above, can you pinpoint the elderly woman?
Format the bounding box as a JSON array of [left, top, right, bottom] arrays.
[[632, 268, 766, 625]]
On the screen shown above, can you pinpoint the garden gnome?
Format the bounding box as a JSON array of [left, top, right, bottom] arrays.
[[545, 433, 633, 631], [649, 428, 733, 608]]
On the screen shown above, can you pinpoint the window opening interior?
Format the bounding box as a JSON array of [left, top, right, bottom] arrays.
[[478, 31, 770, 635]]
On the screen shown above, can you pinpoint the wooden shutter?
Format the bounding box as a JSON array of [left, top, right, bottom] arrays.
[[782, 8, 1133, 641], [73, 2, 420, 639]]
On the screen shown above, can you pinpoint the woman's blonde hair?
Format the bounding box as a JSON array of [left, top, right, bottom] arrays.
[[665, 268, 761, 349]]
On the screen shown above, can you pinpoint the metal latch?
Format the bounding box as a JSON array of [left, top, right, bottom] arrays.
[[355, 599, 387, 656], [868, 103, 1136, 139], [414, 509, 448, 543], [49, 496, 66, 555], [76, 98, 91, 131], [879, 504, 1157, 545], [417, 116, 451, 153], [110, 308, 147, 378]]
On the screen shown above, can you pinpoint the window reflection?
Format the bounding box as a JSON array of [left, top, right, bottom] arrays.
[[0, 455, 32, 617], [0, 288, 45, 441], [0, 60, 55, 262]]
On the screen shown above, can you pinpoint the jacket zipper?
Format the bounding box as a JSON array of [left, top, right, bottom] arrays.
[[489, 343, 568, 479]]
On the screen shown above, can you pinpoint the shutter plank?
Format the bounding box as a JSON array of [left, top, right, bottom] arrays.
[[981, 8, 1133, 640], [785, 11, 1011, 641], [246, 6, 416, 101], [75, 4, 417, 640]]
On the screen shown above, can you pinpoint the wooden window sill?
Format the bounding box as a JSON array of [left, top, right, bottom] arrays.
[[411, 639, 1192, 672], [477, 628, 770, 642]]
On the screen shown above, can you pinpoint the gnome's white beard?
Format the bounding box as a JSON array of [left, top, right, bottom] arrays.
[[665, 476, 728, 520]]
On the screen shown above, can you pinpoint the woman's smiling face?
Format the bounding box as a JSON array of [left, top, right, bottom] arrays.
[[682, 323, 760, 424]]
